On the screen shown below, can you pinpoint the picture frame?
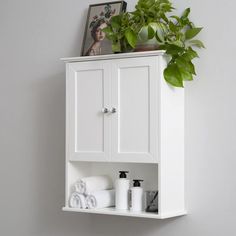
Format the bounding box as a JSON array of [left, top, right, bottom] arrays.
[[81, 1, 127, 56]]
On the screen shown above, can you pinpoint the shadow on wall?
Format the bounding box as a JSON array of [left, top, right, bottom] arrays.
[[66, 7, 88, 57], [89, 214, 184, 236], [30, 71, 92, 235]]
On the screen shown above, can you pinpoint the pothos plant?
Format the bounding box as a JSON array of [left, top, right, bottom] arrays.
[[103, 0, 205, 87]]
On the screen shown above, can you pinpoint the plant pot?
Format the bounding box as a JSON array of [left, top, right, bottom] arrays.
[[120, 40, 134, 53], [134, 40, 159, 52], [134, 26, 159, 52]]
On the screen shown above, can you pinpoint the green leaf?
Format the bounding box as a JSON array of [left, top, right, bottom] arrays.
[[176, 57, 192, 73], [102, 27, 113, 34], [164, 63, 183, 87], [102, 27, 115, 40], [111, 21, 120, 29], [185, 27, 203, 39], [161, 13, 169, 23], [170, 15, 180, 21], [165, 44, 184, 55], [171, 40, 184, 47], [188, 61, 196, 75], [112, 42, 121, 52], [182, 48, 199, 61], [169, 21, 177, 32], [148, 25, 155, 39], [160, 21, 168, 32], [125, 29, 137, 48], [170, 15, 181, 24], [188, 39, 205, 48], [182, 8, 190, 18], [110, 15, 121, 25], [138, 26, 149, 42], [178, 67, 193, 81], [156, 23, 165, 42]]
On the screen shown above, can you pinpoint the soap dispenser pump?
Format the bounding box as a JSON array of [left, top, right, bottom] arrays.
[[130, 179, 144, 212], [119, 171, 128, 178], [115, 171, 130, 210]]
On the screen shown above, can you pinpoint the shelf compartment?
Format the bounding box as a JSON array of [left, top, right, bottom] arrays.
[[67, 161, 158, 191], [66, 162, 160, 218]]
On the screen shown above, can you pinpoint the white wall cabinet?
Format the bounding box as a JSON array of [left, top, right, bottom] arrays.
[[62, 51, 186, 219]]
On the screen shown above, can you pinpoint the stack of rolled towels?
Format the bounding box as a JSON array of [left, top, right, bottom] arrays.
[[69, 175, 115, 209]]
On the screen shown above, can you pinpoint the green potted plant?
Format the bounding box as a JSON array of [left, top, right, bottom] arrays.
[[131, 0, 173, 51], [103, 12, 137, 53], [103, 0, 204, 87]]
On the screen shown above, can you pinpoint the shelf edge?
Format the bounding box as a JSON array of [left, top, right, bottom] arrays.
[[62, 207, 186, 219], [61, 50, 166, 63]]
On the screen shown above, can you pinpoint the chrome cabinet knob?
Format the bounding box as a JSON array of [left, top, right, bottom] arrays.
[[102, 107, 109, 113], [111, 107, 116, 113]]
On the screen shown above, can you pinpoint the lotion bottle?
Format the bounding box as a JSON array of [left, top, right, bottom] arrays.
[[115, 171, 130, 210], [130, 179, 144, 212]]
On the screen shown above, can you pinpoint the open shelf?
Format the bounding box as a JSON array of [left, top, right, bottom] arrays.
[[62, 206, 186, 219], [64, 162, 186, 219], [65, 162, 161, 218], [66, 161, 159, 192]]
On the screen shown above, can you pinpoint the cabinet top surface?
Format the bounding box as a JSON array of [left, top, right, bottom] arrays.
[[61, 50, 165, 63]]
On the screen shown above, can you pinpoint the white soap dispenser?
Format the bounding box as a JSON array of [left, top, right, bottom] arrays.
[[130, 179, 144, 212], [115, 171, 130, 210]]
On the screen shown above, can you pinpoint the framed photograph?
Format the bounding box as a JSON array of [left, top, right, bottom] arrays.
[[81, 1, 127, 56]]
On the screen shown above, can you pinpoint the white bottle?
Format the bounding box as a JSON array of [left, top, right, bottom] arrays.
[[130, 180, 144, 212], [115, 171, 130, 210]]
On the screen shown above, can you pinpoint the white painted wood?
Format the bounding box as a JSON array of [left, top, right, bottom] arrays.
[[62, 206, 186, 219], [65, 162, 92, 207], [111, 57, 159, 163], [67, 61, 110, 161], [157, 56, 186, 216], [61, 50, 165, 63], [63, 51, 186, 219], [65, 63, 70, 206]]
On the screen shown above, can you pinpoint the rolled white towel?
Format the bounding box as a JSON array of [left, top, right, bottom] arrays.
[[74, 175, 113, 195], [69, 192, 87, 209], [86, 189, 115, 209]]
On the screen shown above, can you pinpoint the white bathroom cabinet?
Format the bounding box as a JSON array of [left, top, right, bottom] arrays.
[[61, 51, 186, 219]]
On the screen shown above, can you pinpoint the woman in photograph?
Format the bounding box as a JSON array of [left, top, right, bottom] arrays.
[[85, 19, 107, 56]]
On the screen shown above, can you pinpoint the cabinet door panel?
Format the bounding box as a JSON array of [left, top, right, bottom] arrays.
[[119, 66, 149, 152], [67, 61, 110, 161], [111, 57, 159, 163]]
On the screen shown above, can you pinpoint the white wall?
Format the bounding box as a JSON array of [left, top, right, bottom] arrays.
[[0, 0, 235, 235]]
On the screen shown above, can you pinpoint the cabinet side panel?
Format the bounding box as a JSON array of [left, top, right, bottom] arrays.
[[65, 63, 70, 206], [158, 57, 185, 216], [66, 162, 93, 207]]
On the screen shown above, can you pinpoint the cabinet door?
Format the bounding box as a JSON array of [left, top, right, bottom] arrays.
[[111, 57, 159, 163], [67, 61, 110, 161]]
